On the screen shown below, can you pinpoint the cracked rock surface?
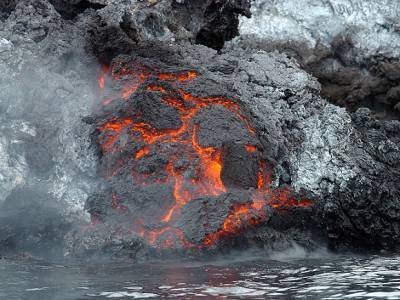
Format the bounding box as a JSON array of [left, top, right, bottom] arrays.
[[0, 0, 399, 261], [238, 0, 400, 119]]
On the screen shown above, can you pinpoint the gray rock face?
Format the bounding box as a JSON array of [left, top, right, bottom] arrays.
[[0, 0, 399, 260], [238, 0, 400, 119], [47, 0, 250, 50], [240, 0, 400, 59]]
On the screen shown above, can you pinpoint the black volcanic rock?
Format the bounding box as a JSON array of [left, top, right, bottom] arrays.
[[221, 142, 259, 189], [49, 0, 106, 20], [177, 192, 255, 245], [86, 0, 251, 62], [85, 44, 400, 254], [0, 0, 399, 261], [0, 0, 16, 20]]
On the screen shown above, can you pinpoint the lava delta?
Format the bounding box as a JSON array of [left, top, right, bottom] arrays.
[[87, 55, 312, 251]]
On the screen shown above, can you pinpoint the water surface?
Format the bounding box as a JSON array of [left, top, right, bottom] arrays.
[[1, 253, 399, 299]]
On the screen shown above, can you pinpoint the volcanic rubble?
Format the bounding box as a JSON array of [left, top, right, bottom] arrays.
[[238, 0, 400, 120], [0, 0, 399, 261], [68, 41, 400, 259]]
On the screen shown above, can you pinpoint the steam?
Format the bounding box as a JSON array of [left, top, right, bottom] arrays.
[[0, 32, 103, 256], [268, 244, 332, 261]]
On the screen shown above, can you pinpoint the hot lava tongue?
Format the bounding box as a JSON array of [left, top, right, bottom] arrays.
[[89, 56, 312, 251]]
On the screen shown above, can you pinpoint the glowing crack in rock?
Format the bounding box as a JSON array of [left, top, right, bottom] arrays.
[[93, 60, 312, 250]]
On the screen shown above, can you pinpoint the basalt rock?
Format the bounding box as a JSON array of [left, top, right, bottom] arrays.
[[85, 0, 251, 56], [238, 0, 400, 119], [0, 0, 399, 260], [0, 0, 16, 21], [83, 38, 399, 255], [48, 0, 106, 20]]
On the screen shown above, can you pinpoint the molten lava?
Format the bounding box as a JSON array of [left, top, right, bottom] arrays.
[[95, 60, 312, 250], [97, 65, 109, 93]]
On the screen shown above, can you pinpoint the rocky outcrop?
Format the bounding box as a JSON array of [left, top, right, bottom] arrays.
[[78, 35, 400, 256], [0, 0, 399, 261], [238, 0, 400, 119], [47, 0, 251, 50]]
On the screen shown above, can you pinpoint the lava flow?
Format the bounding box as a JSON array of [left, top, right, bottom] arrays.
[[94, 60, 312, 250]]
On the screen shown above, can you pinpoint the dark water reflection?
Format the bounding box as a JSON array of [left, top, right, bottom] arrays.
[[1, 252, 399, 299]]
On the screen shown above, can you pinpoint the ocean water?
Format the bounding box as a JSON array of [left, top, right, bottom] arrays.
[[0, 253, 399, 299]]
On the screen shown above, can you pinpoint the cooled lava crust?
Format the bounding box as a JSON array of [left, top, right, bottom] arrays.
[[85, 54, 313, 252]]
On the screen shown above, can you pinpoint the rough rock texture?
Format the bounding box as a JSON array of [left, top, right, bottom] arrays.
[[82, 32, 400, 254], [64, 223, 145, 261], [0, 0, 399, 260], [238, 0, 400, 119], [0, 1, 16, 21], [48, 0, 107, 20], [324, 109, 400, 251], [85, 0, 251, 51]]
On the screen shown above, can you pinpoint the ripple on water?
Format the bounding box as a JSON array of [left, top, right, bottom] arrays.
[[96, 291, 159, 298], [1, 255, 400, 299], [202, 286, 267, 297]]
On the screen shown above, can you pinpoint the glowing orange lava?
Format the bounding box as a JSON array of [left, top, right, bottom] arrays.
[[135, 146, 150, 160], [98, 119, 133, 152], [95, 61, 312, 249], [202, 164, 311, 246], [98, 65, 109, 93], [158, 71, 197, 82], [245, 145, 257, 153]]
